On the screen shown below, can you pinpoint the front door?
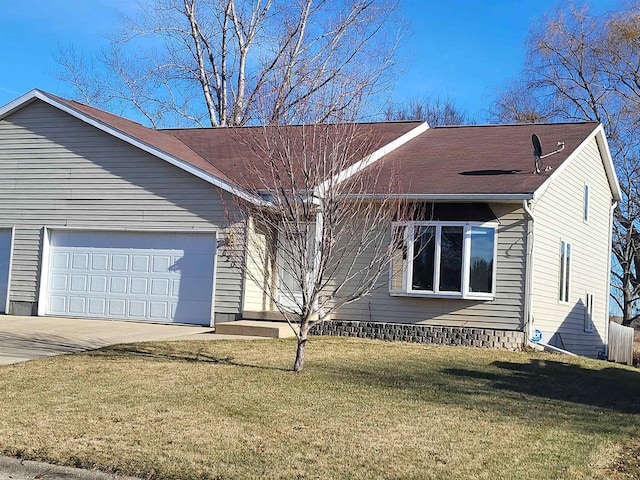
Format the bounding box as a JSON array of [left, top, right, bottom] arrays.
[[276, 223, 315, 313]]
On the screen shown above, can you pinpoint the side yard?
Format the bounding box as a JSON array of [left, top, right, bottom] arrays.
[[0, 337, 638, 480]]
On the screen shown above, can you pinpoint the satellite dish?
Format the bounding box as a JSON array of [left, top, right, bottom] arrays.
[[531, 133, 565, 174], [532, 134, 542, 158], [532, 134, 543, 174]]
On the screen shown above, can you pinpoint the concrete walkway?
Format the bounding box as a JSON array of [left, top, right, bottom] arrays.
[[0, 316, 264, 365], [0, 455, 142, 480]]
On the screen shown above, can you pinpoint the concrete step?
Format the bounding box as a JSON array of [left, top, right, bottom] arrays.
[[242, 310, 323, 322], [242, 310, 287, 321], [215, 320, 298, 338]]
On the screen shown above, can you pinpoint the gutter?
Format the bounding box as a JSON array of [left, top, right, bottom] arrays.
[[341, 194, 533, 202]]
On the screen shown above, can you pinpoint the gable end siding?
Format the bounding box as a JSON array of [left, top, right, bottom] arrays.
[[0, 100, 243, 320], [531, 136, 613, 357]]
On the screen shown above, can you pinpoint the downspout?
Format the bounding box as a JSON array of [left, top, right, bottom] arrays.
[[522, 200, 536, 344], [605, 200, 618, 357], [535, 342, 578, 356]]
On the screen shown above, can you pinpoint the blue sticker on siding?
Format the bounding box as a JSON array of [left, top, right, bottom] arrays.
[[530, 329, 542, 343]]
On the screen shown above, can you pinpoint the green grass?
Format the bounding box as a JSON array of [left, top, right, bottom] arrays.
[[0, 337, 638, 480]]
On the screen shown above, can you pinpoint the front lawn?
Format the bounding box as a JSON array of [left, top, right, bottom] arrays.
[[0, 337, 638, 479]]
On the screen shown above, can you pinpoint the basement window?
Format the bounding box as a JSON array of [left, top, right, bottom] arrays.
[[390, 221, 497, 300]]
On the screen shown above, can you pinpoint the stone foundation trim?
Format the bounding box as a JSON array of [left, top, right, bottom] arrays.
[[310, 320, 525, 350]]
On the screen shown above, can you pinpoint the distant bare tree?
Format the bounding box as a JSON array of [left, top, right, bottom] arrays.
[[491, 82, 553, 124], [55, 0, 403, 128], [491, 3, 640, 325], [384, 97, 470, 125], [221, 117, 411, 371]]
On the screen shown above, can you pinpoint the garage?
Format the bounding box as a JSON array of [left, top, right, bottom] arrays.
[[43, 230, 216, 325]]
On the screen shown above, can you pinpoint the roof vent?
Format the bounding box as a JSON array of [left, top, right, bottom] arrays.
[[532, 134, 565, 174]]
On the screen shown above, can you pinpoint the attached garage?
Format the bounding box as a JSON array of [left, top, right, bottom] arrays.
[[41, 230, 216, 325]]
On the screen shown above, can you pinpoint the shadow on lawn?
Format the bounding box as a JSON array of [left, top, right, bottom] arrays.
[[444, 358, 640, 414], [0, 332, 110, 364], [87, 344, 290, 371], [333, 355, 640, 435]]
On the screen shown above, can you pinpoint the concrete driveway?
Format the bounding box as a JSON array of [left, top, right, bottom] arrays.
[[0, 316, 226, 365]]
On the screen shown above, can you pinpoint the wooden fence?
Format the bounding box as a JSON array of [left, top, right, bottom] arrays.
[[608, 321, 634, 366]]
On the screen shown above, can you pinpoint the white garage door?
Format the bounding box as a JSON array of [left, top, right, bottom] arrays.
[[45, 230, 216, 325]]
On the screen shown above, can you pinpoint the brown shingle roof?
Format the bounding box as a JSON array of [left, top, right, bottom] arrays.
[[165, 122, 422, 189], [368, 122, 599, 195], [43, 91, 421, 192], [35, 91, 600, 198]]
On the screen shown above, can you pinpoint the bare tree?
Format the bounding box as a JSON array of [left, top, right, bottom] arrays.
[[491, 3, 640, 325], [55, 0, 402, 128], [490, 81, 554, 124], [221, 119, 411, 371], [383, 97, 471, 125]]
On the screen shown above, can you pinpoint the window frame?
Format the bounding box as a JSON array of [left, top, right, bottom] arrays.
[[559, 240, 572, 303], [389, 221, 498, 301], [584, 292, 594, 332], [583, 184, 590, 223]]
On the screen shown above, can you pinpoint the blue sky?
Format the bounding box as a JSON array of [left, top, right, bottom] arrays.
[[0, 0, 620, 122]]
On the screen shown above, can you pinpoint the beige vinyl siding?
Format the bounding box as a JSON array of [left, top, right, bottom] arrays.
[[0, 99, 243, 320], [333, 203, 527, 330], [530, 136, 612, 357]]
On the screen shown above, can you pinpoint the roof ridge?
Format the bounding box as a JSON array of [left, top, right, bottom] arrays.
[[159, 120, 424, 132], [432, 120, 599, 129]]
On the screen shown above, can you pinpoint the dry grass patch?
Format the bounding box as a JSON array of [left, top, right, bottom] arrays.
[[0, 337, 638, 479]]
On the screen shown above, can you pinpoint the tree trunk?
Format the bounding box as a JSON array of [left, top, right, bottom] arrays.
[[623, 284, 634, 326], [293, 323, 310, 372]]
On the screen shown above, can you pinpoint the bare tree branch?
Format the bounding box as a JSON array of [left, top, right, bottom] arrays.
[[384, 96, 472, 125], [220, 116, 412, 371], [54, 0, 403, 127], [490, 3, 640, 326]]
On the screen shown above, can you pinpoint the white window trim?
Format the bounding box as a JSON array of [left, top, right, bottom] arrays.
[[584, 184, 590, 223], [389, 221, 498, 301], [559, 240, 572, 304]]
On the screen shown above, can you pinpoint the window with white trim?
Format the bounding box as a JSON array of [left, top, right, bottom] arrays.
[[584, 293, 594, 332], [559, 240, 571, 302], [584, 184, 590, 222], [390, 222, 497, 300]]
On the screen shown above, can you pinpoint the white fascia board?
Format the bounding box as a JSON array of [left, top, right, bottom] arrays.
[[0, 89, 41, 118], [594, 125, 622, 201], [533, 124, 622, 201], [343, 193, 532, 202], [0, 90, 265, 207], [314, 121, 430, 196]]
